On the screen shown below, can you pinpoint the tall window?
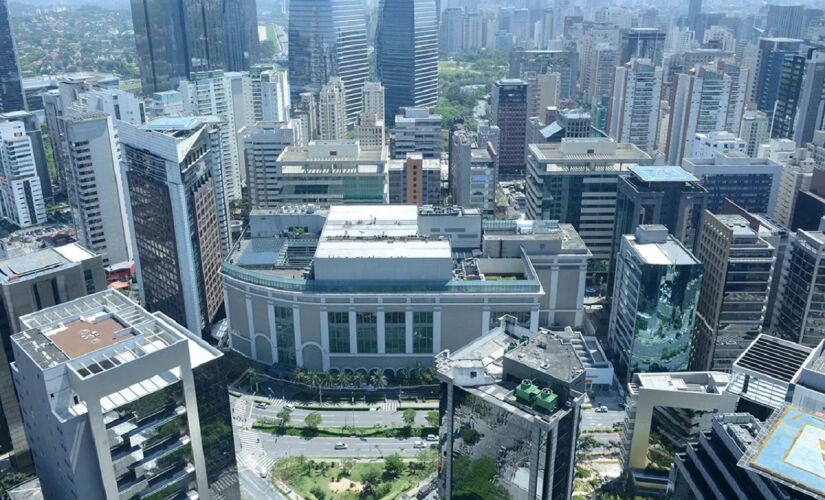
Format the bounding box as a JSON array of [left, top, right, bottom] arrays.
[[385, 311, 406, 353], [275, 307, 296, 365], [328, 312, 350, 353], [412, 311, 434, 354], [356, 312, 378, 353]]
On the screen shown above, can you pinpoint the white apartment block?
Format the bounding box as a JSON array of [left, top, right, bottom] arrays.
[[61, 110, 133, 267], [609, 59, 662, 153], [361, 81, 385, 120], [179, 70, 242, 202], [0, 120, 46, 228], [84, 88, 146, 126], [242, 121, 302, 209], [259, 69, 290, 123], [692, 131, 747, 158]]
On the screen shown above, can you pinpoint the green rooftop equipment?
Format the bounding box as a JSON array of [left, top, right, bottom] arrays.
[[534, 388, 558, 413], [515, 379, 541, 404]]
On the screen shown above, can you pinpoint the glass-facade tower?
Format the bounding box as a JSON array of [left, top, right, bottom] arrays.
[[375, 0, 439, 125], [0, 0, 25, 113], [288, 0, 369, 122], [609, 226, 703, 380]]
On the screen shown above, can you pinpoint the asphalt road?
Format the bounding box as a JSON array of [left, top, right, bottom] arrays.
[[237, 455, 284, 500], [258, 433, 432, 459]]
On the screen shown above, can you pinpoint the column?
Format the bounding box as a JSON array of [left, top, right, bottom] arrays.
[[575, 264, 587, 327], [432, 309, 442, 353], [293, 306, 303, 366], [320, 309, 329, 356], [86, 399, 119, 499], [349, 310, 358, 354], [377, 308, 386, 354], [530, 308, 539, 332], [481, 310, 491, 335], [268, 304, 278, 363], [547, 266, 559, 326], [246, 296, 256, 359], [224, 287, 234, 351], [405, 310, 414, 354]]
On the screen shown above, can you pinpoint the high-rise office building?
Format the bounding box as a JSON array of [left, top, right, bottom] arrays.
[[524, 71, 561, 119], [792, 49, 825, 147], [526, 139, 652, 267], [293, 91, 318, 142], [288, 0, 369, 122], [773, 223, 825, 347], [584, 44, 617, 108], [691, 213, 777, 372], [375, 0, 438, 125], [242, 121, 301, 209], [179, 70, 242, 203], [682, 153, 783, 214], [0, 0, 24, 113], [765, 4, 805, 38], [258, 69, 291, 123], [119, 117, 227, 336], [739, 110, 770, 157], [59, 110, 133, 267], [10, 290, 239, 499], [440, 8, 464, 54], [437, 324, 585, 500], [618, 28, 667, 65], [388, 154, 442, 206], [318, 77, 348, 141], [509, 50, 579, 100], [492, 79, 528, 179], [752, 38, 803, 116], [609, 225, 702, 379], [390, 107, 442, 160], [84, 88, 146, 126], [686, 0, 702, 30], [0, 120, 46, 228], [609, 59, 663, 153], [770, 52, 807, 140], [130, 0, 259, 94], [609, 165, 708, 291], [0, 244, 106, 470]]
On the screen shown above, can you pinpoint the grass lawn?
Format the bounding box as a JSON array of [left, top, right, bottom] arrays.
[[438, 60, 481, 77], [274, 461, 429, 500], [265, 24, 282, 54], [252, 421, 438, 439]]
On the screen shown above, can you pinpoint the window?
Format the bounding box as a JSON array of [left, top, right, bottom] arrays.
[[412, 312, 434, 354], [83, 269, 96, 295], [356, 312, 378, 353], [328, 312, 350, 353], [385, 312, 406, 353], [275, 307, 296, 365]]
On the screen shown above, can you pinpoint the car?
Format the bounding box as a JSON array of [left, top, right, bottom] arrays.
[[259, 469, 268, 479], [595, 405, 608, 413], [283, 403, 295, 411], [334, 442, 348, 450], [414, 440, 425, 449], [255, 402, 268, 409], [426, 434, 438, 442]]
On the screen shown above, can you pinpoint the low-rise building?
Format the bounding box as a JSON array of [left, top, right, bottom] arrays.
[[388, 154, 442, 205], [390, 107, 441, 160], [222, 205, 590, 371]]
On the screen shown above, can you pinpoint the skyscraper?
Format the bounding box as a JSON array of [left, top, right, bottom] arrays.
[[609, 225, 702, 379], [770, 52, 807, 140], [59, 110, 133, 267], [618, 28, 667, 65], [739, 110, 770, 157], [375, 0, 439, 125], [765, 4, 804, 38], [0, 120, 46, 228], [609, 59, 662, 153], [492, 79, 529, 179], [130, 0, 258, 94], [752, 37, 803, 116], [0, 0, 24, 113], [792, 49, 825, 147], [119, 117, 227, 336], [288, 0, 369, 122]]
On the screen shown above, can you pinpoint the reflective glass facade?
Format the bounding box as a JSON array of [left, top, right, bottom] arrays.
[[288, 0, 368, 121], [375, 0, 438, 124], [0, 0, 25, 113]]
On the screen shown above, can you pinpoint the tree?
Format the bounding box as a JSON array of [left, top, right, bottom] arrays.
[[276, 409, 291, 427], [396, 368, 409, 386], [248, 368, 260, 393], [353, 370, 367, 387], [341, 458, 355, 476], [292, 367, 307, 385], [305, 412, 322, 429], [416, 449, 438, 475], [260, 39, 276, 60], [401, 408, 416, 427], [384, 453, 404, 478], [426, 410, 440, 428], [369, 369, 387, 389], [360, 467, 381, 493]]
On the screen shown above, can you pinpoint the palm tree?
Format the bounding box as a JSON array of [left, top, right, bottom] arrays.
[[370, 370, 387, 389], [292, 367, 307, 385], [396, 368, 409, 386], [338, 371, 352, 388], [321, 371, 334, 388], [353, 370, 367, 388], [307, 370, 320, 387]]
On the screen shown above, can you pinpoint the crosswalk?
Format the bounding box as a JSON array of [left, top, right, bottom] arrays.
[[382, 399, 398, 411]]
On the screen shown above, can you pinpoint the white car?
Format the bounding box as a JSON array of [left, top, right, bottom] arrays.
[[334, 442, 348, 450], [414, 440, 425, 449], [283, 403, 295, 411], [426, 434, 438, 442], [259, 468, 267, 478], [595, 405, 609, 413]]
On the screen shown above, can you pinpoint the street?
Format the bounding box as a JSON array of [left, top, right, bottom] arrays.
[[251, 402, 433, 427], [258, 434, 431, 459]]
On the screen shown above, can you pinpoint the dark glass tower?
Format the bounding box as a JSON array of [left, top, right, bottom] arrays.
[[375, 0, 439, 125], [288, 0, 369, 122], [130, 0, 257, 94], [0, 0, 25, 113]]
